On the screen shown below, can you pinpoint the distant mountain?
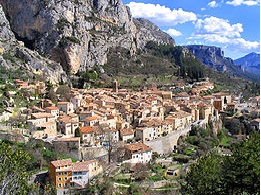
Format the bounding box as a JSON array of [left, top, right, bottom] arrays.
[[234, 52, 260, 76], [185, 45, 259, 83]]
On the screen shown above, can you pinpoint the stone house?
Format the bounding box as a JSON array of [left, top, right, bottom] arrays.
[[53, 137, 80, 159], [57, 102, 74, 114], [197, 103, 214, 122], [44, 106, 59, 119], [135, 126, 158, 142], [32, 121, 57, 139], [58, 116, 79, 137], [49, 158, 103, 190], [122, 142, 152, 164], [70, 94, 82, 109], [79, 126, 96, 146], [83, 116, 99, 126], [119, 128, 135, 142], [166, 110, 192, 130]]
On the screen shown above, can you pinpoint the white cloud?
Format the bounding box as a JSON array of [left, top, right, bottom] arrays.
[[126, 2, 197, 25], [208, 1, 219, 7], [201, 7, 206, 11], [195, 17, 243, 38], [165, 29, 182, 37], [226, 0, 259, 6], [190, 16, 259, 51]]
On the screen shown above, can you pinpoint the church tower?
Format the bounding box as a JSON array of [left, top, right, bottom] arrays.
[[113, 79, 118, 93]]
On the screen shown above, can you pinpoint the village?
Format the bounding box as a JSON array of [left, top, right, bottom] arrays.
[[0, 77, 259, 194]]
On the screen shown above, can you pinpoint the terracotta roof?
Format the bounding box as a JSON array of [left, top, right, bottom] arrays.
[[120, 128, 134, 136], [54, 137, 80, 142], [50, 158, 72, 167], [71, 160, 97, 172], [32, 106, 45, 112], [197, 103, 206, 107], [57, 102, 70, 105], [80, 126, 94, 133], [176, 92, 189, 97], [71, 161, 89, 172], [45, 106, 59, 111], [31, 112, 54, 119], [36, 121, 55, 128], [124, 142, 152, 154], [86, 116, 97, 121]]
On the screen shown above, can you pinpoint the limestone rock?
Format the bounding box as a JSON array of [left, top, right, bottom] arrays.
[[0, 0, 175, 74], [0, 4, 67, 84]]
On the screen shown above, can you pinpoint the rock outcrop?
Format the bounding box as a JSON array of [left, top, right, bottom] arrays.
[[186, 45, 259, 83], [0, 0, 175, 74], [0, 4, 67, 84]]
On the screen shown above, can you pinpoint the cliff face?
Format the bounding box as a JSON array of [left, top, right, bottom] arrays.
[[186, 45, 259, 83], [0, 0, 175, 74], [0, 4, 67, 84], [186, 45, 225, 71]]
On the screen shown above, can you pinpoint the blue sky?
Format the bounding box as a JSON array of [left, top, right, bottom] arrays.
[[122, 0, 260, 59]]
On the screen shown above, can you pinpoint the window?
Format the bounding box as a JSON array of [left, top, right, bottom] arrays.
[[58, 184, 62, 188], [64, 183, 68, 187], [65, 177, 67, 180], [58, 177, 62, 181], [58, 166, 60, 170], [64, 172, 67, 175]]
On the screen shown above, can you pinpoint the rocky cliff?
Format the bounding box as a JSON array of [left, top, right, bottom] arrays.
[[186, 45, 259, 83], [0, 0, 175, 75], [0, 4, 67, 84]]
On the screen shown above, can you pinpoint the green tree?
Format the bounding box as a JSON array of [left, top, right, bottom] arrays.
[[180, 132, 260, 195], [222, 132, 260, 194], [181, 152, 223, 195], [0, 142, 33, 194]]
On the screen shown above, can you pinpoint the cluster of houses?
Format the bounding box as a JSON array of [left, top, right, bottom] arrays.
[[1, 79, 260, 191]]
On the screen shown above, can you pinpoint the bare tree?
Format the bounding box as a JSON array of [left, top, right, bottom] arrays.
[[95, 124, 120, 163]]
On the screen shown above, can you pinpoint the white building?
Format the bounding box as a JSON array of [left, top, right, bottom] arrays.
[[123, 142, 152, 164]]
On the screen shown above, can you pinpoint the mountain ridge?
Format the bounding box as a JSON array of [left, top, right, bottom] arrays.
[[234, 52, 260, 76], [0, 0, 259, 88], [185, 45, 259, 83]]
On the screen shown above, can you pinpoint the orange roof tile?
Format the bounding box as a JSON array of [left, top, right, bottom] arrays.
[[57, 102, 70, 105], [54, 137, 80, 142], [124, 142, 152, 154], [45, 106, 59, 110], [80, 126, 94, 133], [71, 160, 97, 172], [86, 116, 97, 121], [31, 112, 54, 119], [120, 128, 134, 136], [50, 158, 72, 167]]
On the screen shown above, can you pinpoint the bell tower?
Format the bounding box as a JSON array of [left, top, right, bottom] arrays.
[[113, 79, 118, 93]]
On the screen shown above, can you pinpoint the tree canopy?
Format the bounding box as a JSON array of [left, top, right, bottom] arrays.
[[181, 132, 260, 195], [0, 142, 33, 195]]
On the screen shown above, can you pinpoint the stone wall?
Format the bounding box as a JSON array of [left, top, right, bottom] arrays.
[[80, 146, 108, 161], [144, 127, 191, 155]]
